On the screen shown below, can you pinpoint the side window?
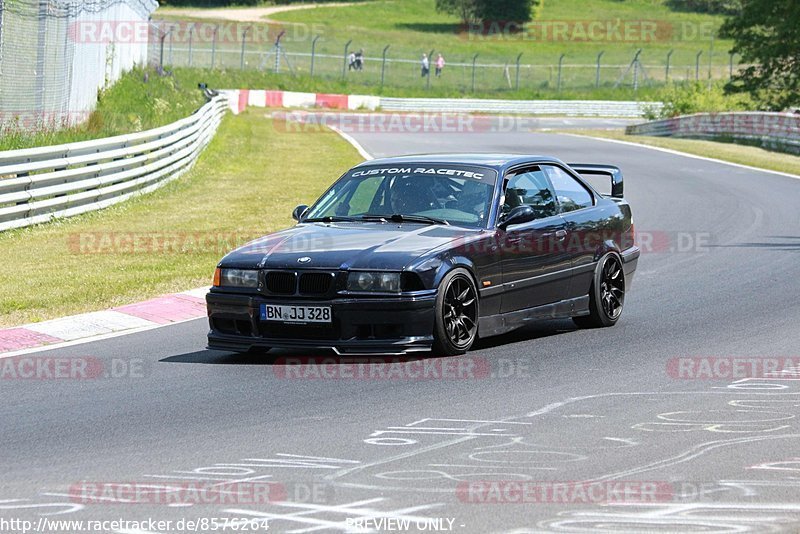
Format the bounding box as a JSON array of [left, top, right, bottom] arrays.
[[501, 168, 557, 220], [542, 165, 594, 213]]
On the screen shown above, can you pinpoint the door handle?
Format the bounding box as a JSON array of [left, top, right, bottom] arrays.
[[555, 229, 567, 241]]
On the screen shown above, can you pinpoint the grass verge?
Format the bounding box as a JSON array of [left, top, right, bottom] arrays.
[[567, 129, 800, 176], [154, 0, 735, 99], [0, 110, 362, 327], [0, 68, 207, 151], [171, 67, 668, 102], [159, 0, 733, 67]]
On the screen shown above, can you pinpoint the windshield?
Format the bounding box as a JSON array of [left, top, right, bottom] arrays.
[[305, 164, 497, 228]]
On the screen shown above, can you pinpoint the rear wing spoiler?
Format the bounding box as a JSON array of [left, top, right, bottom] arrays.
[[568, 163, 624, 198]]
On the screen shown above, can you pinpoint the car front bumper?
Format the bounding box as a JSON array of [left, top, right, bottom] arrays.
[[206, 290, 437, 355]]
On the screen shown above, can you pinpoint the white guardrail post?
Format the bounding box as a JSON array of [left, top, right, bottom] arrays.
[[0, 95, 228, 232], [625, 112, 800, 155]]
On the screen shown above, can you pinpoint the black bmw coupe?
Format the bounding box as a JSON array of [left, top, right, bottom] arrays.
[[206, 154, 639, 355]]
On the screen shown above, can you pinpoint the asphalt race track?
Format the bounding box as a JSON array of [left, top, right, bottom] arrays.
[[2, 129, 800, 533]]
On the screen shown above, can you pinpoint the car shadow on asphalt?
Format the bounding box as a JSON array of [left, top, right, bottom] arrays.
[[160, 350, 279, 365], [160, 320, 578, 366], [471, 319, 578, 350], [161, 350, 463, 366]]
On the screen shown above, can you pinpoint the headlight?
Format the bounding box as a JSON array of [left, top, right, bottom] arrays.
[[346, 271, 401, 292], [217, 268, 259, 288]]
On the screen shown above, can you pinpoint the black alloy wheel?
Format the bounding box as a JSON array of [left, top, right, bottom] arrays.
[[433, 269, 479, 355], [573, 252, 626, 328]]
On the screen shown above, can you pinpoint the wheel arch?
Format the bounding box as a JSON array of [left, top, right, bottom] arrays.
[[432, 256, 481, 295], [594, 238, 625, 263]]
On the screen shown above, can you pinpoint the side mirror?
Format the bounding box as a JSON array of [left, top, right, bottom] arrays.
[[292, 204, 309, 222], [498, 205, 536, 230]]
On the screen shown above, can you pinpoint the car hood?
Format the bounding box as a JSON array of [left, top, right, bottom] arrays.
[[221, 222, 478, 271]]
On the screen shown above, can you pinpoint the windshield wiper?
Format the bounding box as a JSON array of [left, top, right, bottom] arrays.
[[303, 215, 359, 223], [361, 214, 449, 225]]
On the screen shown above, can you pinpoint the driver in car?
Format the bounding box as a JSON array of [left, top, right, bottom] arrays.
[[388, 176, 435, 213]]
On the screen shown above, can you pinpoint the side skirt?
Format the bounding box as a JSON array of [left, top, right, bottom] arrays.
[[478, 295, 590, 338]]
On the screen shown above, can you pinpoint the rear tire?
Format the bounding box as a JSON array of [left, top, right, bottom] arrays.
[[572, 252, 625, 328], [432, 269, 479, 356]]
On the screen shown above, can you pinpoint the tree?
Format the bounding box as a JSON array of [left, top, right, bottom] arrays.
[[720, 0, 800, 110], [665, 0, 740, 15], [475, 0, 533, 23], [436, 0, 535, 25], [435, 0, 480, 25]]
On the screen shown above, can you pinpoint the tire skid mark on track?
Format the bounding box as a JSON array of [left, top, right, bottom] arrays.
[[246, 380, 800, 532], [3, 127, 800, 534]]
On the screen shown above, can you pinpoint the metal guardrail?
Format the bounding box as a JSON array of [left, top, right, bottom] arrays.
[[0, 95, 228, 232], [380, 97, 662, 118], [222, 89, 660, 118], [626, 112, 800, 155]]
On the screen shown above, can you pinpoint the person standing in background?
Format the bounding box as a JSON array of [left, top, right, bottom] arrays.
[[421, 53, 430, 77], [435, 53, 445, 77], [355, 49, 364, 71]]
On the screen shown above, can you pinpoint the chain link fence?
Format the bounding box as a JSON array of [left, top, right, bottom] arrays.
[[147, 19, 738, 95], [0, 0, 157, 131], [0, 5, 739, 133]]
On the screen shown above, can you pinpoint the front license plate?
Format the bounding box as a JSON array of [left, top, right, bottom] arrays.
[[260, 304, 332, 324]]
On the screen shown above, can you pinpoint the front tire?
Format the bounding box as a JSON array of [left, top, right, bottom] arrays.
[[432, 269, 479, 356], [573, 252, 625, 328]]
